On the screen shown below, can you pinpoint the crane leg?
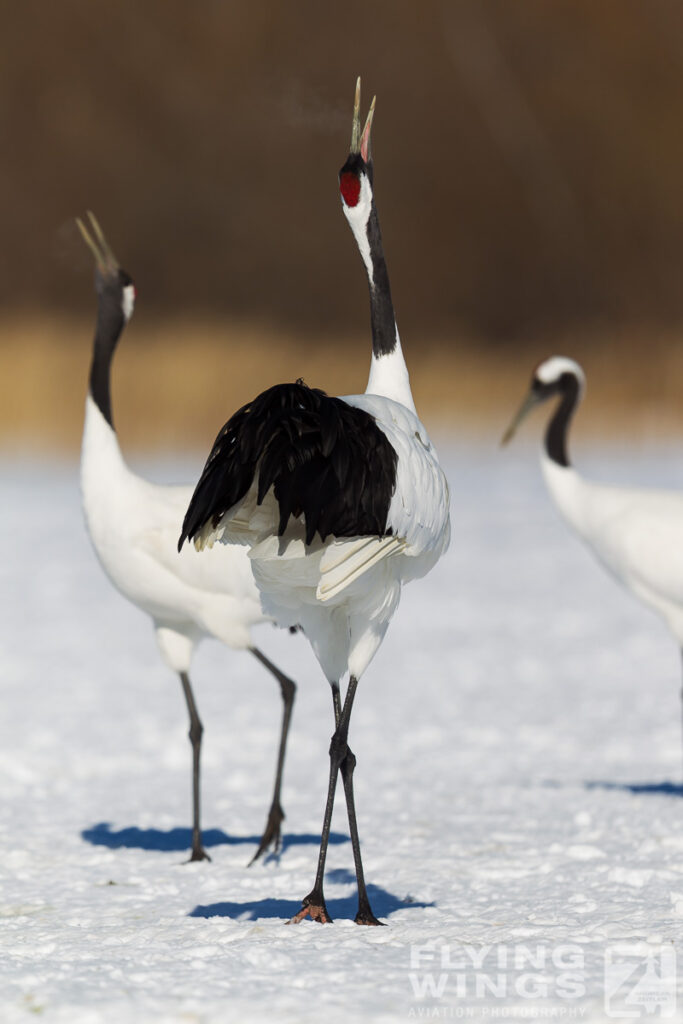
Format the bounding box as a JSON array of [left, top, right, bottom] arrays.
[[179, 671, 211, 862], [289, 675, 379, 924], [288, 679, 353, 924], [248, 647, 297, 863], [332, 681, 383, 926]]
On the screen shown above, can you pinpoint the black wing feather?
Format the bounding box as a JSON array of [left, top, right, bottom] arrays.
[[178, 381, 398, 551]]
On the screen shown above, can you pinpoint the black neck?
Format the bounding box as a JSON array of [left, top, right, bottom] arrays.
[[544, 375, 580, 467], [89, 301, 125, 429], [365, 202, 398, 358]]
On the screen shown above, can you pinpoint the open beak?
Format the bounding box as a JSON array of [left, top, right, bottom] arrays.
[[76, 211, 119, 275], [501, 389, 541, 446], [350, 77, 376, 162]]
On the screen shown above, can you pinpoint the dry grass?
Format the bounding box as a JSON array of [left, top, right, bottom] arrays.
[[2, 314, 683, 456]]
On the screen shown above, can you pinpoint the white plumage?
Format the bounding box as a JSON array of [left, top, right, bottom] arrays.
[[82, 398, 268, 654], [242, 393, 450, 683], [78, 213, 297, 863], [543, 459, 683, 639]]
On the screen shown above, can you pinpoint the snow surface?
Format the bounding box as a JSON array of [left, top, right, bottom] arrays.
[[1, 440, 682, 1023]]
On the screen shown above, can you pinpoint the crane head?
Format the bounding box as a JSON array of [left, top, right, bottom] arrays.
[[339, 77, 376, 211], [502, 356, 585, 444], [76, 211, 136, 323]]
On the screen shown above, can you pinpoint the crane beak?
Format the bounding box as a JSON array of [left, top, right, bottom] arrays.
[[76, 211, 119, 276], [350, 77, 376, 162], [501, 390, 541, 446]]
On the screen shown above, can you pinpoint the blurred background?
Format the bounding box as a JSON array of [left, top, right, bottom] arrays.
[[2, 0, 683, 453]]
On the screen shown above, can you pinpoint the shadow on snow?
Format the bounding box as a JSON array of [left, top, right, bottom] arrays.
[[535, 778, 683, 798], [189, 868, 434, 922], [81, 821, 349, 854], [583, 780, 683, 798]]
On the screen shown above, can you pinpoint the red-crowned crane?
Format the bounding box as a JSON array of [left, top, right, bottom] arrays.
[[504, 354, 683, 767], [179, 81, 450, 924], [78, 213, 297, 864]]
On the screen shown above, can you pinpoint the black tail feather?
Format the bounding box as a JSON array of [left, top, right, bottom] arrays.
[[179, 381, 398, 552]]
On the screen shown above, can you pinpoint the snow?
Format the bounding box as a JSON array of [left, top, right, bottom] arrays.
[[1, 440, 681, 1022]]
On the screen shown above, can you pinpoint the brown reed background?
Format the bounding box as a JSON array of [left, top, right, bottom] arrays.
[[2, 1, 683, 452]]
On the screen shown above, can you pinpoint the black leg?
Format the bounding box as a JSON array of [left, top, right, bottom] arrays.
[[248, 647, 297, 863], [179, 671, 211, 862], [332, 682, 383, 926], [290, 675, 369, 925]]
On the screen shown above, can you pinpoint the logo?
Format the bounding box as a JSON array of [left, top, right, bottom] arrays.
[[604, 943, 676, 1018], [408, 942, 586, 1006]]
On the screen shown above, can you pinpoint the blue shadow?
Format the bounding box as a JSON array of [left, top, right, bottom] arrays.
[[81, 822, 349, 854], [189, 870, 433, 922], [584, 780, 683, 798]]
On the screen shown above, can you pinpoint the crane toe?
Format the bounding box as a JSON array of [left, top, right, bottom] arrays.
[[288, 894, 333, 924], [186, 844, 212, 863], [249, 801, 285, 865]]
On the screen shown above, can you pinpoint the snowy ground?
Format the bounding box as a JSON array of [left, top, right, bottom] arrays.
[[1, 438, 682, 1023]]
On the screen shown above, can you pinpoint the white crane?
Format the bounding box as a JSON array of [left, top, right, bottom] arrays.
[[503, 354, 683, 758], [179, 81, 451, 924], [78, 213, 297, 863]]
